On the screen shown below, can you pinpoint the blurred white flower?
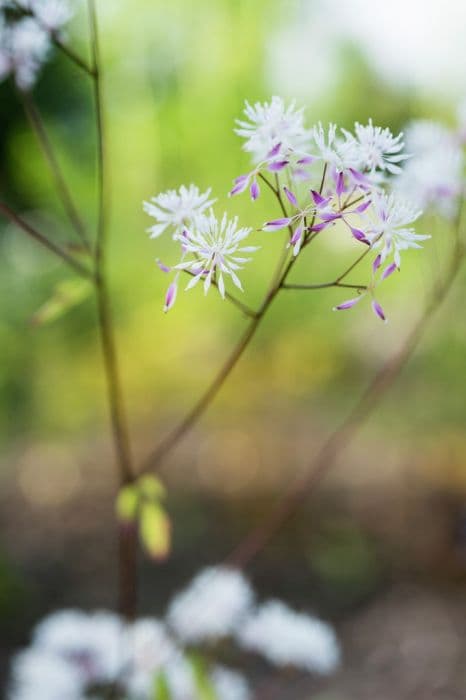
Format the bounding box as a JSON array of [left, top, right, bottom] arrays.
[[167, 566, 254, 644], [0, 16, 50, 90], [143, 184, 215, 240], [211, 666, 251, 700], [237, 600, 340, 674], [395, 120, 464, 218], [8, 649, 84, 700], [31, 0, 74, 32], [33, 609, 125, 685], [125, 619, 178, 697], [175, 211, 258, 299], [235, 96, 310, 163], [366, 192, 427, 267]]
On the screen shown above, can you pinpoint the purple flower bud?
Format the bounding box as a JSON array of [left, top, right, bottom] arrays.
[[229, 175, 250, 197], [164, 281, 178, 312], [309, 221, 331, 233], [382, 262, 397, 280], [371, 299, 386, 321], [310, 190, 332, 209], [354, 199, 371, 214], [297, 155, 315, 165], [267, 142, 282, 158], [263, 217, 292, 231], [335, 171, 345, 197], [290, 225, 303, 246], [268, 160, 289, 172], [321, 212, 341, 222], [349, 168, 371, 188], [156, 259, 171, 274], [372, 254, 382, 273], [334, 296, 362, 311], [250, 179, 260, 200], [283, 186, 298, 208], [350, 227, 370, 244]]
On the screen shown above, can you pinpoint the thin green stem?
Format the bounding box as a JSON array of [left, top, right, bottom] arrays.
[[0, 202, 93, 279]]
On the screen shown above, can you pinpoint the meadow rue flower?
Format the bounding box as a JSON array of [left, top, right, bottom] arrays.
[[30, 0, 74, 32], [237, 600, 340, 674], [143, 185, 215, 240], [175, 211, 258, 299], [343, 119, 408, 176], [235, 96, 310, 163], [311, 122, 360, 173], [167, 566, 254, 644], [366, 192, 427, 267], [33, 609, 125, 685]]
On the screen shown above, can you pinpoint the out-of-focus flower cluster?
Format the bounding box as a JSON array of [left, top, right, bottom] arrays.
[[9, 566, 340, 699], [145, 97, 466, 321], [0, 0, 74, 90]]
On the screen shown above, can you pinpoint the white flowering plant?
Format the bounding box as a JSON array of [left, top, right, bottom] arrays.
[[9, 567, 340, 699], [1, 1, 466, 699]]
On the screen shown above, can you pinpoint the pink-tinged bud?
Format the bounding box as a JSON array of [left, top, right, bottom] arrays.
[[290, 225, 304, 256], [382, 262, 397, 280], [349, 168, 371, 188], [309, 221, 330, 233], [334, 296, 362, 311], [354, 199, 371, 214], [268, 160, 289, 172], [229, 175, 249, 197], [335, 171, 345, 197], [250, 179, 260, 200], [163, 281, 178, 313], [310, 190, 331, 207], [372, 254, 382, 273], [156, 259, 171, 273], [350, 227, 370, 244], [267, 142, 282, 158], [290, 225, 303, 246], [263, 217, 292, 231], [371, 299, 386, 321], [321, 212, 341, 222], [283, 186, 298, 208]]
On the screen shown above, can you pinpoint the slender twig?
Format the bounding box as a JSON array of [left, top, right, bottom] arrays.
[[0, 202, 93, 278], [21, 92, 91, 252], [88, 0, 137, 619], [52, 34, 95, 77], [181, 269, 258, 318], [228, 220, 466, 568], [283, 281, 367, 291]]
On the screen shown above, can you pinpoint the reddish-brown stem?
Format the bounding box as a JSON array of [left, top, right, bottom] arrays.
[[21, 92, 91, 253], [88, 0, 137, 619], [0, 201, 93, 278], [227, 232, 466, 568]]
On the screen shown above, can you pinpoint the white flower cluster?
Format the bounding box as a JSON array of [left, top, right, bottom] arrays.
[[9, 566, 340, 699], [0, 0, 74, 90], [143, 96, 465, 321]]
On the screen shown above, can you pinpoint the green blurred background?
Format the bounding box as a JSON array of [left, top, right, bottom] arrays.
[[1, 0, 466, 696]]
